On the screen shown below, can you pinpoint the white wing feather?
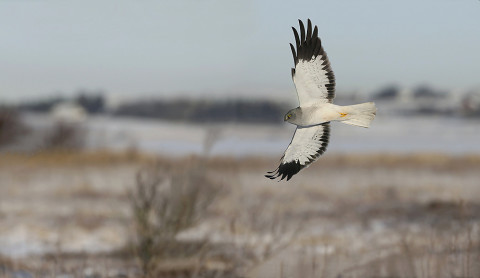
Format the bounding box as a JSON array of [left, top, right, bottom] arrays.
[[266, 123, 330, 181], [294, 57, 334, 106]]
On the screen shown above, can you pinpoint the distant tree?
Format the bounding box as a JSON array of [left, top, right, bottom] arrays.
[[113, 98, 288, 124], [19, 96, 65, 113], [75, 92, 105, 114], [0, 107, 29, 148], [18, 90, 105, 114], [412, 85, 446, 99], [373, 85, 400, 100]]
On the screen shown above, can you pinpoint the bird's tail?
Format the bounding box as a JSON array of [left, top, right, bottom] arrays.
[[339, 102, 376, 128]]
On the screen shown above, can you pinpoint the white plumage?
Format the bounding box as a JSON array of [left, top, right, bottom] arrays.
[[294, 53, 333, 106], [266, 19, 377, 181]]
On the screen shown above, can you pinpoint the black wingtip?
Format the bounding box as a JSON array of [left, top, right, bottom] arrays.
[[306, 19, 312, 41], [299, 20, 305, 43], [312, 25, 318, 39], [292, 27, 300, 49], [266, 159, 303, 182], [291, 19, 325, 64], [289, 43, 297, 64], [265, 174, 278, 180]]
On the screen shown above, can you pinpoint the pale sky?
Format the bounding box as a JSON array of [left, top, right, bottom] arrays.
[[1, 0, 480, 103]]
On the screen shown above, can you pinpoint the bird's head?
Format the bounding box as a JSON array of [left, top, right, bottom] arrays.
[[284, 108, 301, 124]]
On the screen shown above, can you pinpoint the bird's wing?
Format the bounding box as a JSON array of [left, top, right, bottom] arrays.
[[265, 123, 330, 181], [290, 19, 335, 106]]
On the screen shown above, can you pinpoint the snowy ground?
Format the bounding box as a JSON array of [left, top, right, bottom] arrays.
[[1, 151, 480, 277], [1, 113, 480, 277]]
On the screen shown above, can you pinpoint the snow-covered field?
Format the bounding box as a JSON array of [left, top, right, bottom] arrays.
[[1, 151, 480, 277], [1, 113, 480, 277]]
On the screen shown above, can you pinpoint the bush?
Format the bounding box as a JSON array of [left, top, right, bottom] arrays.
[[42, 121, 86, 151], [0, 107, 29, 149], [129, 163, 222, 277]]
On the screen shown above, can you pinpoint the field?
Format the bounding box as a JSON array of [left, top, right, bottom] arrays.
[[1, 151, 479, 277]]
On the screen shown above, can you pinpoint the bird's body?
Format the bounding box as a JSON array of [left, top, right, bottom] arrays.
[[266, 19, 377, 181], [285, 104, 339, 126], [286, 102, 376, 127]]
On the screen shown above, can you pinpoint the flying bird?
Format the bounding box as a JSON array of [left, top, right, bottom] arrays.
[[266, 19, 376, 181]]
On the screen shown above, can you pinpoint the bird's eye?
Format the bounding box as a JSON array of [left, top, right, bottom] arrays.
[[288, 114, 292, 118]]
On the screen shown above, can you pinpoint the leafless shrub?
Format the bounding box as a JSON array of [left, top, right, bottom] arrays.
[[0, 107, 29, 148], [42, 121, 86, 151], [129, 163, 222, 277]]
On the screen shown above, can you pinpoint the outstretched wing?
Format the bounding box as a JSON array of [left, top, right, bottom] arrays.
[[290, 19, 335, 106], [265, 123, 330, 181]]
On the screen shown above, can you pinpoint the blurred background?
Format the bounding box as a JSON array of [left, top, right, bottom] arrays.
[[1, 0, 480, 277]]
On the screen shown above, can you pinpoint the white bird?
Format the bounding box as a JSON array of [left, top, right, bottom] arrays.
[[266, 19, 376, 181]]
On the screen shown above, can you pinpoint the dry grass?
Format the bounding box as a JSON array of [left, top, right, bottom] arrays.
[[0, 149, 155, 167], [300, 227, 480, 278], [2, 150, 480, 171], [1, 151, 480, 277]]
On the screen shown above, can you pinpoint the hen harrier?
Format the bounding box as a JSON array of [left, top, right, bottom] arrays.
[[266, 19, 376, 181]]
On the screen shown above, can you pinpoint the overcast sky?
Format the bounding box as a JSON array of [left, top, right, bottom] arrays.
[[1, 0, 480, 103]]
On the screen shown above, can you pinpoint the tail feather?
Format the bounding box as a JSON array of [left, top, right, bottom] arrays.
[[340, 102, 376, 128]]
